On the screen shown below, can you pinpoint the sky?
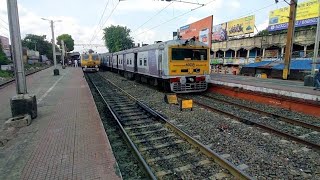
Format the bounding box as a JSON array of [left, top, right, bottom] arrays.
[[0, 0, 307, 53]]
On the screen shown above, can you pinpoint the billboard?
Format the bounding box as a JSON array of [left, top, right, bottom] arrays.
[[199, 28, 209, 46], [179, 15, 213, 47], [227, 15, 255, 36], [268, 0, 319, 31], [212, 23, 227, 41]]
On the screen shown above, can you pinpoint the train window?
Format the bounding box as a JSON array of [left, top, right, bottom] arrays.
[[82, 54, 89, 60], [171, 48, 207, 61], [130, 59, 132, 65], [144, 58, 147, 66], [139, 58, 142, 66], [91, 54, 99, 60]]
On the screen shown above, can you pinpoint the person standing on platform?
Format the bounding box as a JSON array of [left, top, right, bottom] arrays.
[[74, 59, 78, 68], [314, 70, 320, 90]]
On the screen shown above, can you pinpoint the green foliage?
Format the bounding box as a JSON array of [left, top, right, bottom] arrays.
[[0, 70, 13, 78], [56, 34, 74, 52], [256, 29, 269, 36], [0, 42, 10, 65], [22, 34, 53, 60], [103, 25, 134, 53]]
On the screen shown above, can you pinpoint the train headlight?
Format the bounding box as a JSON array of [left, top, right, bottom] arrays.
[[180, 77, 186, 84]]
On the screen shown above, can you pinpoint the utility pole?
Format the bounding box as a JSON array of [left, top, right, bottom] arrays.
[[50, 20, 58, 75], [41, 18, 61, 75], [311, 0, 320, 76], [7, 0, 27, 94], [7, 0, 37, 119], [282, 0, 298, 80], [61, 40, 65, 68]]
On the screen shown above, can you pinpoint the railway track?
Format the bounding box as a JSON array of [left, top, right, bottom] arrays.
[[86, 73, 252, 180], [179, 93, 320, 150]]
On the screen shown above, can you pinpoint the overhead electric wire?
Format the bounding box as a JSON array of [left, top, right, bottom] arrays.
[[0, 17, 8, 25], [0, 24, 9, 31], [89, 0, 110, 44], [90, 1, 120, 44], [132, 1, 174, 33], [134, 0, 285, 38], [134, 0, 216, 37]]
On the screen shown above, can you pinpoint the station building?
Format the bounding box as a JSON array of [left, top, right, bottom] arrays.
[[210, 28, 320, 78]]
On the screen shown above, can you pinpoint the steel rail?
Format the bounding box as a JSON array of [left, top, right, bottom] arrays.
[[202, 94, 320, 132], [98, 73, 253, 180], [0, 66, 51, 89], [181, 96, 320, 150], [87, 74, 157, 180]]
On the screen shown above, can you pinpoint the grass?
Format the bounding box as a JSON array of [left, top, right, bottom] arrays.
[[0, 70, 13, 78]]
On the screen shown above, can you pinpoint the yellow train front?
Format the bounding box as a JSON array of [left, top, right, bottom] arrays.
[[81, 53, 101, 72]]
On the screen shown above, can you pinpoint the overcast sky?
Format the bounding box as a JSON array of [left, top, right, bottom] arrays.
[[0, 0, 305, 53]]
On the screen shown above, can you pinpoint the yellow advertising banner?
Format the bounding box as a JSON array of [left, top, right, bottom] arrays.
[[227, 15, 255, 36], [269, 0, 319, 25]]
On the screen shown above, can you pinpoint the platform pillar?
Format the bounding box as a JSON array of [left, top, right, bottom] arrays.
[[246, 49, 250, 59], [303, 45, 307, 57], [281, 47, 285, 59], [262, 48, 266, 58]]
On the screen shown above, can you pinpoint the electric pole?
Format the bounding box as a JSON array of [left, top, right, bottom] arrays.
[[311, 0, 320, 76], [282, 0, 298, 80], [7, 0, 37, 119], [50, 20, 58, 74], [7, 0, 27, 94], [41, 18, 61, 75], [61, 40, 65, 67]]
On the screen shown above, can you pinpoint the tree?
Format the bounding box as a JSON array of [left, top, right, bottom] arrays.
[[103, 25, 134, 53], [22, 34, 53, 60], [0, 42, 10, 65], [56, 34, 74, 52]]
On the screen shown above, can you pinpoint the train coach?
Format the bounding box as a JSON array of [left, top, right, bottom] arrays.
[[100, 39, 211, 93]]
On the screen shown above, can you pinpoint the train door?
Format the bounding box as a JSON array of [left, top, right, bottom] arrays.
[[158, 50, 163, 76], [116, 55, 118, 69], [134, 53, 138, 72]]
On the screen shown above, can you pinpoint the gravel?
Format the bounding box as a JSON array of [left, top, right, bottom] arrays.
[[181, 94, 319, 145], [205, 92, 320, 127], [99, 71, 320, 179]]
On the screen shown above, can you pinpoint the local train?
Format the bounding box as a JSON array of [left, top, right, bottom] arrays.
[[81, 52, 101, 72], [100, 39, 211, 93]]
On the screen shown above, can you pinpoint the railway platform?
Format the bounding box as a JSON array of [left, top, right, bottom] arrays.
[[0, 66, 121, 180], [209, 73, 320, 117]]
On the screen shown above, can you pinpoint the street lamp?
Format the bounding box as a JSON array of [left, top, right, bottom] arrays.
[[41, 18, 62, 75]]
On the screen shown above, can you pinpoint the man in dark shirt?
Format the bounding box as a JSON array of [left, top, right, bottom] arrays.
[[314, 70, 320, 90]]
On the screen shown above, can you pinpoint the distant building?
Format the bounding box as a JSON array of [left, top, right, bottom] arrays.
[[0, 35, 10, 50]]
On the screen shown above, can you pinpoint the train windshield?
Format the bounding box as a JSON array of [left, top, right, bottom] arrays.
[[82, 54, 89, 60], [171, 48, 207, 61], [91, 54, 99, 60]]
